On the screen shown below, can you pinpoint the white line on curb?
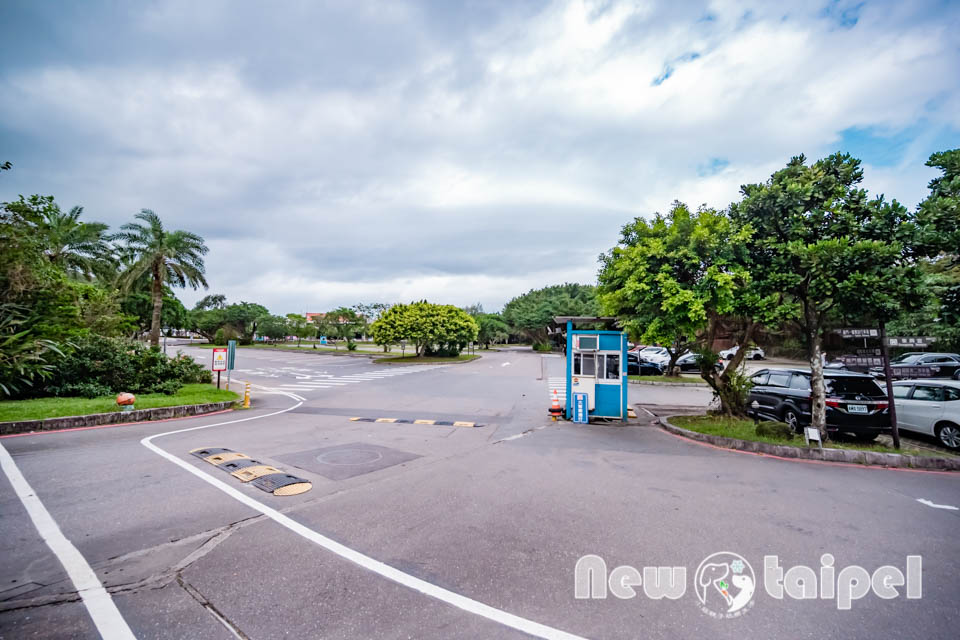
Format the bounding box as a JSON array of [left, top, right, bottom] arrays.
[[0, 443, 136, 639], [140, 394, 585, 640]]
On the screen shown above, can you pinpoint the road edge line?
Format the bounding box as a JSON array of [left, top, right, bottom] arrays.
[[0, 442, 136, 639]]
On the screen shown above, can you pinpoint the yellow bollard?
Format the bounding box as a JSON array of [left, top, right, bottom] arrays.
[[243, 382, 251, 409]]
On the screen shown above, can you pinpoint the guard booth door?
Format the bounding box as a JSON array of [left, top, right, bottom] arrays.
[[571, 352, 597, 410]]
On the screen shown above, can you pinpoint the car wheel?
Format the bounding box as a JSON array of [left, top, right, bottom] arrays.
[[752, 353, 763, 360], [954, 370, 960, 381], [725, 354, 734, 360], [935, 422, 960, 450], [783, 408, 800, 433]]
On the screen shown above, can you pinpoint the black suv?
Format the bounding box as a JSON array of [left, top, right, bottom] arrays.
[[746, 369, 890, 441]]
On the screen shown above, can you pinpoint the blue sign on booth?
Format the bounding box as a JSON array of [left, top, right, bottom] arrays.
[[573, 393, 589, 423]]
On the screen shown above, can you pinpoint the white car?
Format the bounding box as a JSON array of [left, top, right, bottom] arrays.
[[891, 380, 960, 449], [719, 345, 765, 360], [637, 346, 671, 366]]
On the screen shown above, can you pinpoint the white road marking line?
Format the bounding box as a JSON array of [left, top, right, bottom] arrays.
[[140, 397, 584, 640], [641, 407, 656, 417], [917, 498, 959, 510], [0, 443, 136, 639]]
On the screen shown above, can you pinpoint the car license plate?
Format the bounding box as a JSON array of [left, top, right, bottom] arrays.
[[848, 404, 868, 414]]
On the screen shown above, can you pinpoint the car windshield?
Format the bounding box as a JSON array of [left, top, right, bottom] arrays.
[[825, 377, 885, 398], [891, 354, 923, 364]]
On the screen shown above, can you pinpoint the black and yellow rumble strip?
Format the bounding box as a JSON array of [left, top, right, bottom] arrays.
[[189, 447, 312, 496], [349, 417, 482, 428]]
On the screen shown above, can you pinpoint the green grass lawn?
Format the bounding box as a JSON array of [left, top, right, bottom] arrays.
[[0, 384, 239, 422], [629, 375, 706, 384], [669, 415, 955, 458], [375, 354, 482, 364]]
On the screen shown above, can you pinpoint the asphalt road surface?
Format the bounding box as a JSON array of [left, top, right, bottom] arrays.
[[1, 348, 958, 639]]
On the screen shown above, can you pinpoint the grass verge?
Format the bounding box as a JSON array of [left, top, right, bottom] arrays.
[[669, 415, 955, 458], [0, 384, 239, 422], [375, 354, 482, 364], [629, 375, 706, 384]]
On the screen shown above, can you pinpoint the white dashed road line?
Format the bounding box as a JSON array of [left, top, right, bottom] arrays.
[[917, 498, 958, 510]]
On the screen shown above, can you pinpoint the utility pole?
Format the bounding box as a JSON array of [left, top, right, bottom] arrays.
[[879, 322, 901, 450]]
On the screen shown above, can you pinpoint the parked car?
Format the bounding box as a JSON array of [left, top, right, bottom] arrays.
[[870, 353, 960, 380], [719, 345, 765, 360], [890, 380, 960, 449], [675, 352, 702, 372], [636, 346, 671, 366], [746, 368, 890, 441], [627, 353, 665, 376]]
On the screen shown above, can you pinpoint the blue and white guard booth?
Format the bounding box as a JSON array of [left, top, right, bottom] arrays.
[[554, 317, 629, 422]]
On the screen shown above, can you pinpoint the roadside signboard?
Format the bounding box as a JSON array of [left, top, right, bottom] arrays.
[[839, 356, 883, 367], [319, 336, 327, 345], [890, 366, 934, 379], [212, 348, 227, 371], [884, 336, 937, 348], [835, 328, 879, 338], [856, 348, 882, 357], [227, 340, 237, 370], [573, 393, 589, 424]]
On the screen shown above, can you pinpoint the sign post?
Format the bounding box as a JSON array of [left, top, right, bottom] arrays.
[[212, 347, 227, 389], [879, 323, 900, 449], [226, 340, 236, 391]]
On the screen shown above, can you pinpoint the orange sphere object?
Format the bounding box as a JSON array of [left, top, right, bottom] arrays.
[[116, 392, 136, 406]]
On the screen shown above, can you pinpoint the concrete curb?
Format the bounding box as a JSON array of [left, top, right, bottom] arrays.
[[659, 416, 960, 471], [374, 356, 482, 366], [0, 401, 237, 436], [629, 380, 708, 387]]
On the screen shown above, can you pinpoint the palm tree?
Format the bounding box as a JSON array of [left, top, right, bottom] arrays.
[[38, 205, 113, 279], [112, 210, 209, 348]]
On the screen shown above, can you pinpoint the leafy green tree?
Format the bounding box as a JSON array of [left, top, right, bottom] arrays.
[[194, 293, 227, 311], [476, 313, 509, 348], [325, 307, 364, 349], [112, 210, 209, 348], [121, 290, 188, 335], [502, 284, 598, 346], [285, 313, 314, 346], [257, 314, 290, 342], [729, 153, 934, 437], [598, 202, 768, 413], [223, 302, 269, 344], [0, 303, 64, 396], [372, 301, 478, 356]]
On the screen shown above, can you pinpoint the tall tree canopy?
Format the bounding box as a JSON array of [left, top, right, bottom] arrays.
[[502, 283, 599, 346], [113, 210, 209, 348]]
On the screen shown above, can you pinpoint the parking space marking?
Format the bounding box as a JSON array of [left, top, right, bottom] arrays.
[[917, 498, 958, 510], [141, 398, 583, 640], [0, 442, 136, 639]]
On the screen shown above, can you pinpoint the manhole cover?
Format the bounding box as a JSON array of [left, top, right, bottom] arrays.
[[316, 449, 384, 465], [275, 442, 420, 480]]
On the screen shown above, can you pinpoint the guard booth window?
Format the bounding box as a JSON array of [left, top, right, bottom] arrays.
[[574, 353, 596, 376], [601, 354, 620, 380]]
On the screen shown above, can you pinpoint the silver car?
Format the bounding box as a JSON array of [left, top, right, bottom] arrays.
[[891, 380, 960, 449]]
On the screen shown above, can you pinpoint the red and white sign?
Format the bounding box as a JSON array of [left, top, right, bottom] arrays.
[[212, 348, 228, 372]]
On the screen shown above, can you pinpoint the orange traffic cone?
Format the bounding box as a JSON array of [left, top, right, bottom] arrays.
[[549, 389, 563, 421]]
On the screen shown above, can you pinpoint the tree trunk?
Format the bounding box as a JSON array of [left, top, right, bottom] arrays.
[[700, 318, 755, 417], [806, 320, 827, 439], [149, 261, 163, 349]]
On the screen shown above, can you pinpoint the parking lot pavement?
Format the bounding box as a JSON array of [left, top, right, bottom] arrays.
[[2, 349, 959, 639]]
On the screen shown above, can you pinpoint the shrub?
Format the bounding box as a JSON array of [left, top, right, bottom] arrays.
[[49, 381, 113, 398], [213, 328, 226, 345], [755, 421, 795, 440], [532, 343, 553, 352], [44, 335, 211, 397]]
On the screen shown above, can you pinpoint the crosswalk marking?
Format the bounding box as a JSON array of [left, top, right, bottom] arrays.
[[257, 364, 449, 395]]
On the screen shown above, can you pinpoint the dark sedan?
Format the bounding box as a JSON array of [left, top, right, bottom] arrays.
[[627, 353, 664, 376], [746, 368, 890, 441], [870, 353, 960, 380]]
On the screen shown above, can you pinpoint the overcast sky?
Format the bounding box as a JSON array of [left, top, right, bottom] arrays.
[[2, 0, 958, 314]]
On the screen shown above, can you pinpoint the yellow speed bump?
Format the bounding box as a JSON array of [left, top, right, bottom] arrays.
[[273, 481, 313, 496], [453, 421, 476, 427], [375, 418, 398, 423], [231, 465, 283, 482], [204, 452, 250, 465], [414, 419, 436, 425]]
